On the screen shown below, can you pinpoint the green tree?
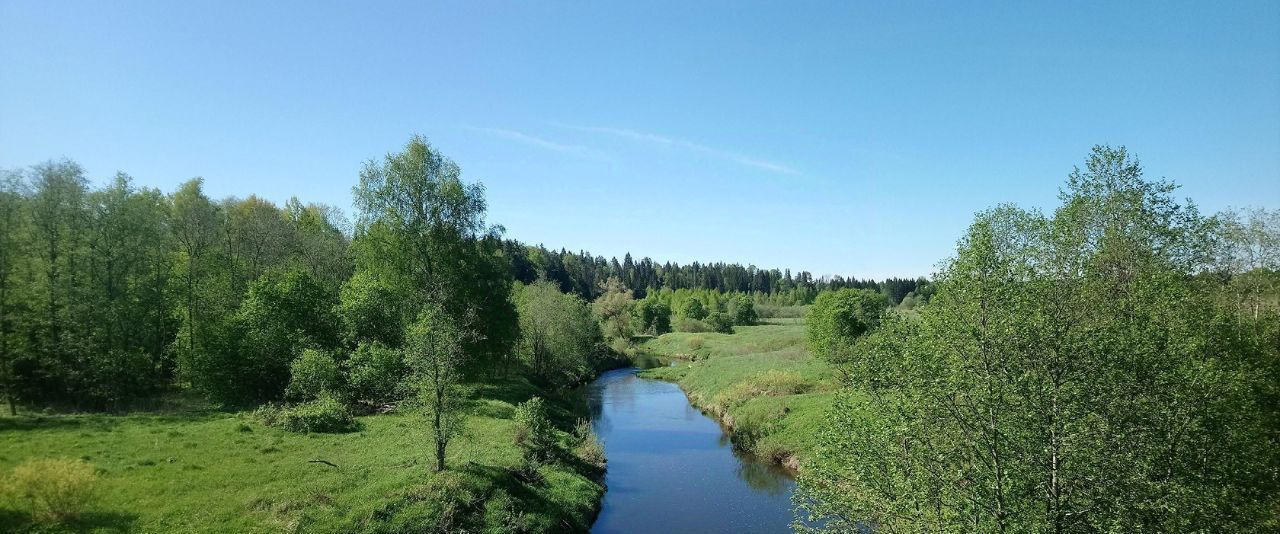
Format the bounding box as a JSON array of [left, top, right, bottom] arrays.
[[285, 348, 344, 402], [344, 342, 409, 405], [797, 146, 1279, 533], [349, 136, 517, 370], [679, 298, 708, 321], [704, 311, 734, 334], [515, 280, 602, 387], [805, 288, 887, 365], [0, 172, 25, 413], [405, 302, 469, 472], [633, 297, 671, 335], [729, 293, 757, 325], [170, 179, 224, 365], [182, 268, 338, 404], [591, 276, 635, 342], [513, 396, 555, 465]]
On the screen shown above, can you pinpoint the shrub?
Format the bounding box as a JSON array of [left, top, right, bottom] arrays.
[[285, 348, 343, 402], [704, 312, 734, 334], [483, 489, 532, 533], [256, 394, 360, 433], [678, 299, 708, 320], [572, 419, 606, 469], [7, 458, 99, 523], [632, 298, 671, 335], [513, 397, 555, 464], [345, 342, 409, 405], [806, 288, 887, 364], [729, 294, 757, 325], [673, 316, 710, 333]]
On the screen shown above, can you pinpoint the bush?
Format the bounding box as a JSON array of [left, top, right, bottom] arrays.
[[704, 312, 734, 334], [729, 294, 757, 325], [256, 394, 360, 433], [6, 458, 99, 523], [285, 349, 343, 402], [806, 288, 887, 364], [513, 397, 555, 464], [345, 342, 409, 405], [678, 299, 708, 320], [572, 418, 606, 469], [632, 298, 671, 335], [673, 316, 710, 333]]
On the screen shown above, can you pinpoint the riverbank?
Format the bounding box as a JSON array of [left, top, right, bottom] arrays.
[[638, 318, 836, 472], [588, 368, 797, 533], [0, 373, 605, 533]]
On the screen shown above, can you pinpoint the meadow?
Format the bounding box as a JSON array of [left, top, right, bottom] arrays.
[[0, 375, 603, 533], [640, 315, 838, 470]]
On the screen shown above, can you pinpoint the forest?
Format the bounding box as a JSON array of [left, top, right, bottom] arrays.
[[0, 139, 1276, 532], [0, 140, 922, 413]]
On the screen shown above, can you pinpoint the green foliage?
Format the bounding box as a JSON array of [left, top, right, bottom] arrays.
[[591, 276, 635, 342], [728, 294, 757, 325], [286, 349, 344, 402], [5, 457, 99, 524], [515, 281, 603, 387], [337, 270, 409, 348], [182, 268, 340, 404], [797, 146, 1280, 532], [350, 136, 518, 370], [805, 288, 887, 364], [507, 240, 929, 306], [572, 419, 606, 469], [0, 371, 604, 532], [678, 298, 708, 320], [405, 302, 468, 472], [257, 393, 360, 434], [344, 342, 409, 405], [704, 311, 734, 333], [640, 321, 836, 465], [513, 397, 555, 465], [672, 316, 711, 333], [632, 297, 671, 335]]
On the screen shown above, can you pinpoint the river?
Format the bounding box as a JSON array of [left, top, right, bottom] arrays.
[[587, 367, 797, 533]]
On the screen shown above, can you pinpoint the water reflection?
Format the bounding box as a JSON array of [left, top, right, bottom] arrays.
[[588, 368, 797, 533]]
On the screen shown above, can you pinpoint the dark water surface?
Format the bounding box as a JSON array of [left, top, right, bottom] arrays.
[[588, 368, 796, 533]]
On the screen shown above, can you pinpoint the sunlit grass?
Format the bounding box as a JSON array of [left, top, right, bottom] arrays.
[[640, 320, 835, 469], [0, 375, 602, 533]]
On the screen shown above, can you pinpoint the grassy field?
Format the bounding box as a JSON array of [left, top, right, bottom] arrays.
[[0, 375, 603, 533], [640, 316, 836, 470]]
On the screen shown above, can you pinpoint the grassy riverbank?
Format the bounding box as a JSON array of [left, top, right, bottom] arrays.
[[639, 317, 837, 470], [0, 374, 603, 533]]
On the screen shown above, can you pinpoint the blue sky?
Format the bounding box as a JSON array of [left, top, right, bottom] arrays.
[[2, 1, 1277, 279]]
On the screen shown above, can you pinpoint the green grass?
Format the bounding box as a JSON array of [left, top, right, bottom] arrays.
[[0, 375, 602, 533], [640, 320, 835, 470]]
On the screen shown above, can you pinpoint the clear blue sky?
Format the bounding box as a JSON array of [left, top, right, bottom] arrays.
[[2, 1, 1277, 279]]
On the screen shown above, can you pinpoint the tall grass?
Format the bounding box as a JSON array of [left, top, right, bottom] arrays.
[[639, 320, 836, 470]]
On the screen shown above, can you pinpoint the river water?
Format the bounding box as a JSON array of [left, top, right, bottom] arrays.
[[587, 367, 796, 533]]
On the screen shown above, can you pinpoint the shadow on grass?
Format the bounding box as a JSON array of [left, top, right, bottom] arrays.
[[0, 410, 230, 433], [0, 508, 139, 533], [352, 460, 600, 532]]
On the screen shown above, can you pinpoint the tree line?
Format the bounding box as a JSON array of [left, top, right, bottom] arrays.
[[0, 164, 352, 411], [797, 146, 1280, 532], [505, 241, 931, 305], [0, 137, 774, 419]]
